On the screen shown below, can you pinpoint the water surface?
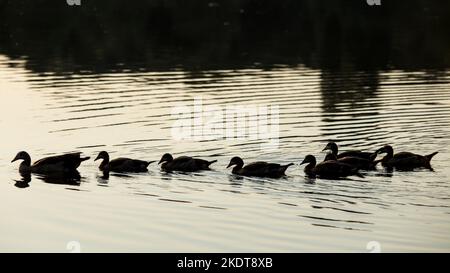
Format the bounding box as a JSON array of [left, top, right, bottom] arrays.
[[1, 54, 449, 252]]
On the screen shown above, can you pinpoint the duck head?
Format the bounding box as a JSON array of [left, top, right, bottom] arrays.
[[322, 142, 338, 155], [11, 151, 31, 164], [227, 156, 244, 169], [376, 145, 393, 156], [94, 151, 110, 162], [300, 155, 317, 166], [158, 153, 173, 164], [301, 155, 317, 177]]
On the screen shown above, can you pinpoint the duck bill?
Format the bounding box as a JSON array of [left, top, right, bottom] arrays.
[[226, 163, 234, 168], [300, 159, 308, 165], [94, 155, 101, 161], [11, 156, 19, 163], [321, 145, 331, 152], [158, 159, 164, 165], [375, 147, 386, 154]]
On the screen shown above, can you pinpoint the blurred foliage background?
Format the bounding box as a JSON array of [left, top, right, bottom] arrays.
[[0, 0, 449, 72]]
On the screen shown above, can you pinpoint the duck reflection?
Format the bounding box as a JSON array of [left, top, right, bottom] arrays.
[[35, 171, 82, 186], [304, 176, 316, 185], [320, 68, 380, 114], [227, 174, 244, 186], [96, 171, 110, 185], [14, 172, 31, 188], [96, 170, 137, 185], [319, 68, 383, 146], [14, 171, 83, 188], [373, 170, 394, 179]]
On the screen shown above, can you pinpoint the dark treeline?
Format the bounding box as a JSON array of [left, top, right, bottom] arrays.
[[0, 0, 449, 72]]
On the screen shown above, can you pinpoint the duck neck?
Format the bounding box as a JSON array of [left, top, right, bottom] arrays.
[[232, 163, 243, 174], [161, 162, 167, 169], [99, 156, 109, 171], [19, 160, 31, 172], [304, 160, 316, 176], [18, 153, 32, 172], [382, 148, 394, 162], [331, 145, 338, 156], [21, 157, 31, 167], [161, 159, 171, 170]]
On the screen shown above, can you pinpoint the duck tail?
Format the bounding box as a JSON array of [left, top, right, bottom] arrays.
[[207, 160, 218, 166], [282, 163, 295, 173], [146, 160, 156, 166], [425, 151, 438, 162], [424, 152, 438, 169], [80, 157, 90, 162]]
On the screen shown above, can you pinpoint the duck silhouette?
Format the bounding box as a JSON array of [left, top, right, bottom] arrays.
[[322, 142, 377, 161], [376, 145, 438, 171], [226, 156, 294, 178], [94, 151, 154, 173], [301, 154, 363, 179], [158, 153, 217, 172], [323, 153, 378, 170], [11, 151, 89, 174]]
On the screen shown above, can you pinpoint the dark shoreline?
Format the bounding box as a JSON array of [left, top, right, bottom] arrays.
[[0, 0, 449, 73]]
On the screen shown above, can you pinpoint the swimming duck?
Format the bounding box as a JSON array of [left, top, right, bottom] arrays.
[[11, 151, 90, 174], [301, 155, 362, 179], [376, 145, 438, 170], [322, 142, 377, 161], [323, 153, 378, 170], [94, 151, 155, 173], [158, 153, 217, 172], [226, 156, 294, 178]]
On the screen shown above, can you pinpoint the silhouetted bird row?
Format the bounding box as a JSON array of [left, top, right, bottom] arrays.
[[11, 142, 438, 180]]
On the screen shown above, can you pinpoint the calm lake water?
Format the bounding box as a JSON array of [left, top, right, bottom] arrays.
[[1, 54, 449, 252]]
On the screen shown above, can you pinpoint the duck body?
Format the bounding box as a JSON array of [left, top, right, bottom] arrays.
[[377, 145, 438, 170], [323, 142, 376, 161], [159, 153, 217, 172], [12, 151, 90, 174], [95, 151, 154, 173], [227, 157, 293, 178], [301, 155, 362, 179], [337, 151, 374, 160], [324, 153, 377, 170]]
